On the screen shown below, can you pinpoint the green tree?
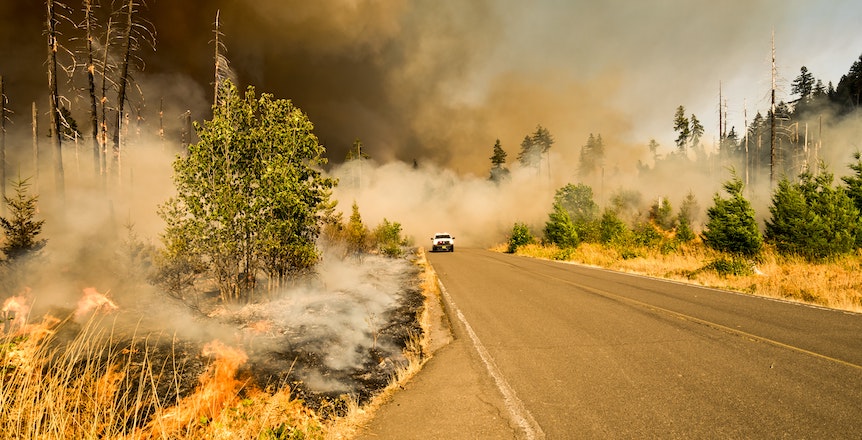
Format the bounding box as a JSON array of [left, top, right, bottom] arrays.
[[507, 222, 534, 253], [489, 139, 510, 183], [673, 105, 690, 155], [766, 166, 859, 260], [791, 66, 816, 99], [346, 201, 370, 255], [544, 203, 579, 248], [0, 178, 47, 261], [554, 183, 599, 224], [701, 174, 762, 258], [518, 125, 553, 171], [160, 81, 333, 301], [841, 151, 862, 216], [345, 138, 370, 161], [599, 209, 629, 244], [649, 197, 675, 230], [373, 218, 405, 257]]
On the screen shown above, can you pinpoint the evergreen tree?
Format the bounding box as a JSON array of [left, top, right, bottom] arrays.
[[690, 114, 704, 151], [0, 178, 47, 261], [673, 105, 690, 155], [578, 133, 605, 178], [766, 165, 859, 260], [702, 174, 762, 258], [544, 203, 579, 248], [489, 139, 510, 183], [599, 209, 629, 244], [508, 222, 534, 253], [842, 151, 862, 215], [346, 201, 370, 255], [649, 197, 675, 230], [517, 134, 540, 169], [345, 138, 370, 161], [791, 66, 816, 99]]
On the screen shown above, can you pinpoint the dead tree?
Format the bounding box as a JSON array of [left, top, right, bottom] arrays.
[[46, 0, 65, 198], [1, 75, 6, 207], [83, 0, 101, 179]]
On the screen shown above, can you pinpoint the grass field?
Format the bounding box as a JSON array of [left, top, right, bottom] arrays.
[[495, 241, 862, 314]]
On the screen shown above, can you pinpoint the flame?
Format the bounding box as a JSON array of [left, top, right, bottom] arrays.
[[148, 340, 249, 435], [2, 291, 31, 332], [75, 287, 118, 319]]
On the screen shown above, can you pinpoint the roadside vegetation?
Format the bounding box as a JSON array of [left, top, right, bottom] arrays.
[[501, 163, 862, 313]]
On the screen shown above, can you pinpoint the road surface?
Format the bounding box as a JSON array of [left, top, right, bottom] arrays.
[[358, 248, 862, 439]]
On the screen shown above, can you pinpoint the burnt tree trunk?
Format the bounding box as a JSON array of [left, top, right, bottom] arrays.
[[1, 75, 6, 207], [46, 0, 65, 199], [84, 0, 100, 180], [112, 0, 134, 183]]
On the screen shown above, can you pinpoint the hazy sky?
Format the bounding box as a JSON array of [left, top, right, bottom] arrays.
[[2, 0, 861, 175]]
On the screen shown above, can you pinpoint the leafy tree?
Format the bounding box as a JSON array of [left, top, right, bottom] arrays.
[[599, 209, 629, 244], [489, 139, 510, 183], [554, 183, 599, 224], [0, 178, 47, 261], [673, 105, 690, 155], [701, 174, 762, 258], [791, 66, 816, 99], [507, 222, 534, 253], [766, 165, 859, 260], [160, 81, 333, 301], [544, 203, 579, 248]]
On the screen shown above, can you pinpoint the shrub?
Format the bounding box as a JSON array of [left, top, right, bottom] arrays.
[[599, 209, 629, 244], [507, 222, 534, 253], [544, 203, 580, 249], [702, 256, 755, 277], [373, 218, 405, 257]]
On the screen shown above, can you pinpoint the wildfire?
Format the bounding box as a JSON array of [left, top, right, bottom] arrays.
[[2, 289, 31, 333], [148, 340, 249, 436], [75, 287, 118, 319]]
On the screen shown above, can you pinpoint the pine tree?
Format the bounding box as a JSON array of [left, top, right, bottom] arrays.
[[0, 178, 47, 261], [673, 105, 690, 155], [489, 139, 510, 183], [702, 174, 762, 258], [544, 203, 579, 248], [791, 66, 816, 99], [767, 165, 859, 260]]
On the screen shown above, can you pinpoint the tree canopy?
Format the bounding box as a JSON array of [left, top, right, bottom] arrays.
[[159, 81, 333, 302]]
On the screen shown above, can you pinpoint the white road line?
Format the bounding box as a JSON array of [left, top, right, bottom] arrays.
[[438, 279, 545, 440]]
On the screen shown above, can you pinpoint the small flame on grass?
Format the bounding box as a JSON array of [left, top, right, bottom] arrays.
[[75, 287, 118, 319]]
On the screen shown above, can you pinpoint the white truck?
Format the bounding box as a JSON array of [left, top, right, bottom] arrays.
[[430, 232, 455, 252]]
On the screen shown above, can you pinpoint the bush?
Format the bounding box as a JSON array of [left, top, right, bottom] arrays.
[[373, 218, 406, 257], [599, 209, 629, 244], [508, 222, 534, 253], [702, 256, 755, 277], [544, 203, 579, 249]]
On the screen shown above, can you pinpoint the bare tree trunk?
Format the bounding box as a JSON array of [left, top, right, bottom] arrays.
[[112, 0, 134, 183], [1, 75, 6, 207], [84, 0, 100, 180], [32, 102, 39, 191], [100, 19, 111, 189], [46, 0, 65, 199]]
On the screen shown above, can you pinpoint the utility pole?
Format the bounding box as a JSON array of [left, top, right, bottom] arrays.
[[744, 99, 749, 188]]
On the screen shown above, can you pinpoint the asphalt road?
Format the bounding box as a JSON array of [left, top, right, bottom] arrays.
[[414, 248, 862, 439]]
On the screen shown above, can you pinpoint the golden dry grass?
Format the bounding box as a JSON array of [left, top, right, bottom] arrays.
[[511, 242, 862, 313], [0, 248, 438, 440]]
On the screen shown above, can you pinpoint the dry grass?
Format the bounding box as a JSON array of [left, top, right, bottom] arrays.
[[0, 248, 438, 440], [510, 242, 862, 313]]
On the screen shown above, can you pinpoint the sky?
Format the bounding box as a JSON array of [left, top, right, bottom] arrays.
[[1, 0, 862, 176]]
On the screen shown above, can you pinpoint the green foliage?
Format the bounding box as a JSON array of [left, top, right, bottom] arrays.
[[675, 215, 696, 243], [599, 209, 629, 245], [517, 125, 553, 169], [508, 222, 534, 253], [841, 152, 862, 245], [544, 203, 579, 248], [649, 197, 675, 230], [0, 178, 47, 261], [578, 133, 605, 178], [373, 218, 405, 257], [766, 166, 859, 261], [632, 222, 662, 247], [673, 105, 690, 154], [159, 81, 333, 301], [702, 174, 763, 258], [702, 256, 755, 277], [346, 202, 370, 255], [554, 183, 599, 224], [489, 139, 511, 183]]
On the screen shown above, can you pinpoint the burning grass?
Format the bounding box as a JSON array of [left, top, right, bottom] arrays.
[[506, 241, 862, 313], [0, 250, 434, 439]]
